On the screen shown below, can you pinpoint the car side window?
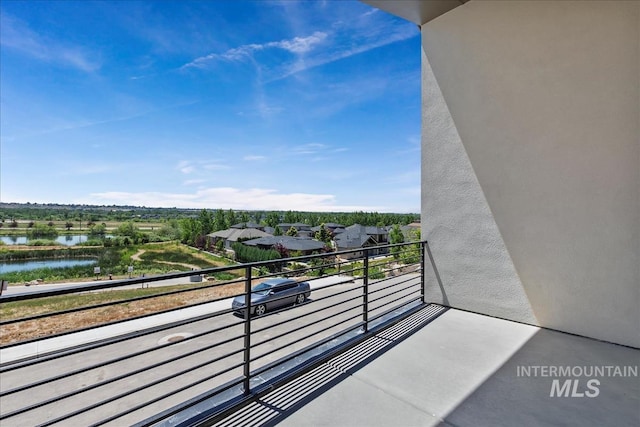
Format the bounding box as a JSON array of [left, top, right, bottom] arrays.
[[275, 283, 296, 292]]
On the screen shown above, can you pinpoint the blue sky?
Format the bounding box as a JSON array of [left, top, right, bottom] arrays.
[[0, 0, 421, 213]]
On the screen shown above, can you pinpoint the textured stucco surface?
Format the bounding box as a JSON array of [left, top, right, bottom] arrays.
[[421, 0, 639, 347], [421, 52, 536, 325]]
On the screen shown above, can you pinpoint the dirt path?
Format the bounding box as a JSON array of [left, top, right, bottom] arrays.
[[130, 249, 200, 270], [131, 249, 145, 261]]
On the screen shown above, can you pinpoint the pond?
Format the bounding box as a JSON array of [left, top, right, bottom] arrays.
[[0, 235, 113, 246], [0, 259, 98, 274]]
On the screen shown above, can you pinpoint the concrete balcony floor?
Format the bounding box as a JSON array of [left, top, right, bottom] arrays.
[[215, 305, 639, 427]]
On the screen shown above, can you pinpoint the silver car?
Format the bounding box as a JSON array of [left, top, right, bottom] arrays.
[[232, 277, 311, 316]]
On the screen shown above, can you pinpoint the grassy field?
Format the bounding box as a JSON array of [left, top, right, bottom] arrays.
[[0, 280, 246, 345]]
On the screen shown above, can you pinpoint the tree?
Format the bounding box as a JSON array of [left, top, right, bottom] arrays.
[[285, 227, 298, 237], [195, 234, 208, 249], [115, 221, 140, 238], [400, 229, 421, 265], [283, 210, 297, 223], [213, 209, 228, 231], [273, 243, 289, 258], [309, 253, 333, 277], [198, 209, 214, 235], [27, 223, 58, 238], [226, 209, 237, 227], [179, 218, 202, 246], [264, 211, 280, 228], [314, 223, 332, 244], [65, 221, 73, 230], [274, 225, 283, 236], [389, 224, 405, 260], [158, 219, 181, 241], [88, 223, 107, 236]]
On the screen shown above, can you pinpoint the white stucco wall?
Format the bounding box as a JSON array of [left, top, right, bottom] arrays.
[[421, 0, 639, 347]]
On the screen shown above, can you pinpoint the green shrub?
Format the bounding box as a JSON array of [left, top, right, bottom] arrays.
[[26, 223, 58, 238], [231, 243, 281, 263], [212, 272, 236, 281], [29, 239, 59, 246]]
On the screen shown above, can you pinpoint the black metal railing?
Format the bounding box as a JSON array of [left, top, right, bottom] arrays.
[[0, 241, 428, 426]]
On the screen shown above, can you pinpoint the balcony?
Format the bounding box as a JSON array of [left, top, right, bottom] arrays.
[[1, 240, 637, 426], [219, 308, 639, 427]]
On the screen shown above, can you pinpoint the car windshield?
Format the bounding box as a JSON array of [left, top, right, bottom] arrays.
[[252, 283, 273, 295]]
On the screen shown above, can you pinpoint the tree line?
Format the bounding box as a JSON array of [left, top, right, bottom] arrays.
[[0, 204, 418, 227]]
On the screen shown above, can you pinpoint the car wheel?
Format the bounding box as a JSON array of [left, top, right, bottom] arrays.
[[295, 294, 306, 305], [254, 304, 266, 316]]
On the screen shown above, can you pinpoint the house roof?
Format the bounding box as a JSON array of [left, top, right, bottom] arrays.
[[334, 233, 375, 250], [242, 236, 326, 251], [208, 228, 271, 241], [278, 222, 312, 231], [230, 222, 262, 229], [310, 223, 344, 232], [345, 223, 388, 236], [208, 229, 235, 239]]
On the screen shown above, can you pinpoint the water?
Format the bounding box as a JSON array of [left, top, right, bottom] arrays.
[[0, 235, 113, 246], [0, 259, 98, 274]]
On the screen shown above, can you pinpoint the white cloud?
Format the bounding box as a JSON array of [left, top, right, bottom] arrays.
[[58, 165, 115, 176], [293, 143, 327, 155], [269, 31, 327, 54], [244, 155, 266, 161], [86, 188, 383, 212], [177, 161, 195, 174], [278, 25, 417, 80], [181, 31, 327, 70], [0, 13, 100, 72], [178, 160, 229, 174], [183, 179, 206, 186]]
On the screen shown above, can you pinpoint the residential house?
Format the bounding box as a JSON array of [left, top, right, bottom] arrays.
[[207, 227, 272, 250], [333, 223, 390, 258], [276, 222, 314, 238], [241, 235, 326, 256]]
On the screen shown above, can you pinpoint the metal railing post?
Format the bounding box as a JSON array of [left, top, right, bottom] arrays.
[[243, 266, 252, 396], [363, 249, 369, 333], [421, 241, 426, 304]]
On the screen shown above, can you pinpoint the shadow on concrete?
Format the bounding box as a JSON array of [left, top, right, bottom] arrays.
[[213, 306, 640, 427], [440, 328, 640, 427], [213, 304, 449, 427]]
